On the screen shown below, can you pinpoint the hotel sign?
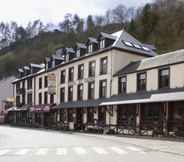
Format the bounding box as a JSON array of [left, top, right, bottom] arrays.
[[48, 73, 56, 94]]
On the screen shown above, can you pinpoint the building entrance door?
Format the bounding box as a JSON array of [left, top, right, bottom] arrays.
[[98, 106, 106, 127], [76, 108, 83, 130]]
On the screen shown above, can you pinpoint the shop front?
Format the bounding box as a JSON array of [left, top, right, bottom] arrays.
[[117, 104, 137, 135], [168, 101, 184, 137], [140, 103, 164, 136]]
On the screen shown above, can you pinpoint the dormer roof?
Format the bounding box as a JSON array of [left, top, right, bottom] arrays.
[[24, 66, 30, 70], [76, 43, 87, 49], [30, 63, 45, 69], [65, 47, 75, 54], [18, 68, 24, 73], [98, 32, 116, 40], [87, 37, 98, 44]]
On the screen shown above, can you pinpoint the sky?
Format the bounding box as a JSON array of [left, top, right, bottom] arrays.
[[0, 0, 153, 26]]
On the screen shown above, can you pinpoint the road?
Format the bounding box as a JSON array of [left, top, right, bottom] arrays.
[[0, 126, 183, 162]]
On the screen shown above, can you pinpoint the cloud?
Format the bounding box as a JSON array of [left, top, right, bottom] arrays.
[[0, 0, 153, 26]]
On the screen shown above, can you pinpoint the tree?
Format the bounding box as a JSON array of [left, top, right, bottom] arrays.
[[59, 13, 73, 33], [15, 27, 28, 41], [86, 15, 95, 35], [72, 14, 84, 33], [112, 4, 128, 25]]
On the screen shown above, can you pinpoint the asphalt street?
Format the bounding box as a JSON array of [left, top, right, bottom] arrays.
[[0, 125, 184, 162]]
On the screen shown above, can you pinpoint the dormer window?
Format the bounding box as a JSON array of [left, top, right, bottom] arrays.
[[77, 49, 80, 57], [88, 44, 93, 53], [100, 39, 105, 49]]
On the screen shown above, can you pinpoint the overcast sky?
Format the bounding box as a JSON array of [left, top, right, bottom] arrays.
[[0, 0, 153, 26]]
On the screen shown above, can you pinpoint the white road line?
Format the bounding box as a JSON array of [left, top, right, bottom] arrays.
[[110, 147, 128, 155], [92, 147, 108, 154], [73, 147, 87, 155], [35, 148, 48, 155], [56, 148, 67, 155], [126, 146, 146, 154], [0, 149, 10, 156], [14, 149, 30, 155]]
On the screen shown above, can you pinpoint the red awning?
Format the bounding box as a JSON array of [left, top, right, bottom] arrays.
[[30, 105, 50, 112]]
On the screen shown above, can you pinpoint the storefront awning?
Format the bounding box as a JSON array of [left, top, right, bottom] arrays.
[[6, 106, 18, 112], [100, 91, 184, 106], [6, 106, 28, 112], [30, 105, 50, 112], [58, 99, 106, 109]]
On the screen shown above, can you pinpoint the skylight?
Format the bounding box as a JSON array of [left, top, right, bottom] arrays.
[[142, 46, 150, 51], [133, 44, 142, 49], [123, 41, 133, 47]]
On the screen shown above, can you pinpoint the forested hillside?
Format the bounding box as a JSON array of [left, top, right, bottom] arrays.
[[0, 0, 184, 79]]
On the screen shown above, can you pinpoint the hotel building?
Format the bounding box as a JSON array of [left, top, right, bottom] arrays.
[[9, 29, 184, 137]]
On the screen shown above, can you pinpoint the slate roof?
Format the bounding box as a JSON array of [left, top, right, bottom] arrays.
[[111, 30, 156, 57], [115, 49, 184, 76]]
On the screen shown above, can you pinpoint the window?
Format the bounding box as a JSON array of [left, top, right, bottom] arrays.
[[68, 67, 74, 82], [27, 93, 32, 105], [16, 82, 20, 93], [88, 44, 93, 53], [22, 94, 25, 105], [39, 77, 42, 89], [98, 107, 106, 125], [60, 70, 66, 84], [27, 78, 32, 90], [77, 84, 83, 100], [50, 94, 54, 104], [68, 109, 74, 122], [68, 86, 73, 101], [100, 57, 108, 75], [89, 61, 96, 77], [16, 96, 21, 107], [99, 80, 107, 98], [137, 73, 146, 91], [38, 93, 42, 105], [119, 76, 127, 94], [87, 107, 94, 124], [44, 92, 48, 104], [78, 64, 84, 80], [22, 80, 25, 89], [44, 76, 48, 88], [60, 88, 65, 103], [100, 39, 105, 49], [159, 68, 170, 89], [88, 82, 95, 100]]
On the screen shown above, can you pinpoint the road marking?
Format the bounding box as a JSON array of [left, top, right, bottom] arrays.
[[92, 147, 108, 154], [35, 148, 48, 155], [73, 147, 87, 155], [126, 146, 146, 154], [14, 149, 30, 155], [0, 149, 10, 156], [56, 148, 67, 155], [110, 147, 128, 155]]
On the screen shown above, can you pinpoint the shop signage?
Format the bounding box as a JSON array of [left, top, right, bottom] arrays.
[[48, 73, 56, 94]]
